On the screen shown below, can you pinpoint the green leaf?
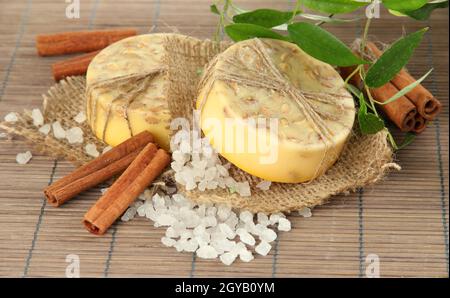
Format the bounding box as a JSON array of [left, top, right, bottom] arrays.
[[210, 4, 220, 15], [299, 13, 360, 24], [365, 28, 428, 88], [403, 0, 449, 20], [287, 22, 368, 66], [382, 0, 428, 11], [233, 9, 299, 28], [301, 0, 367, 14], [224, 23, 289, 42], [377, 69, 433, 105], [358, 97, 385, 134], [396, 132, 416, 150]]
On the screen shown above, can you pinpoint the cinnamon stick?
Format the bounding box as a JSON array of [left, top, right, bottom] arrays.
[[47, 151, 140, 206], [36, 28, 137, 56], [366, 42, 442, 120], [340, 66, 417, 132], [83, 145, 170, 235], [370, 82, 417, 132], [52, 50, 100, 81], [44, 131, 154, 207], [412, 114, 428, 134]]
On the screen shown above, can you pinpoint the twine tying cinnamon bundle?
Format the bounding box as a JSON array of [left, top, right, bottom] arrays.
[[341, 40, 442, 134]]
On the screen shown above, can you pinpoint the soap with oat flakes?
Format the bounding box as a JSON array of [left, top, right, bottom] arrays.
[[196, 38, 355, 183]]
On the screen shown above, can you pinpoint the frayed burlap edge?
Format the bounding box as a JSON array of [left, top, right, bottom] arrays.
[[0, 34, 399, 213]]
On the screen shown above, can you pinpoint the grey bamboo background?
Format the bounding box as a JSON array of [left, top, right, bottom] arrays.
[[0, 0, 448, 277]]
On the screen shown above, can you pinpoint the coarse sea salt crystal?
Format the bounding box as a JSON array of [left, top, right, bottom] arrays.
[[277, 218, 291, 232], [239, 210, 253, 223], [4, 112, 18, 123], [193, 224, 206, 237], [172, 151, 188, 164], [224, 213, 238, 230], [256, 180, 271, 191], [298, 207, 312, 218], [52, 121, 66, 139], [216, 164, 229, 177], [161, 236, 177, 247], [269, 213, 285, 225], [239, 249, 254, 262], [136, 204, 147, 217], [220, 252, 237, 266], [165, 226, 179, 238], [145, 206, 159, 222], [31, 108, 44, 127], [217, 204, 231, 221], [16, 151, 32, 164], [38, 124, 51, 135], [121, 206, 137, 222], [236, 181, 251, 197], [85, 143, 99, 157], [218, 223, 235, 239], [202, 216, 217, 228], [257, 212, 269, 226], [204, 167, 217, 181], [183, 239, 199, 252], [197, 180, 207, 191], [196, 245, 218, 259], [171, 161, 184, 172], [157, 214, 177, 226], [260, 227, 277, 243], [174, 239, 186, 252], [74, 111, 86, 123], [255, 241, 272, 256], [254, 224, 267, 236], [231, 242, 247, 256], [66, 127, 84, 144], [236, 228, 255, 246]]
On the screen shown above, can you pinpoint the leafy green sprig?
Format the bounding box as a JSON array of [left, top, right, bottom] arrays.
[[210, 0, 448, 150]]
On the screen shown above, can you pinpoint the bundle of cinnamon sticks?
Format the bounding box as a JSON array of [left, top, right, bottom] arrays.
[[44, 131, 171, 235], [341, 42, 442, 134], [36, 28, 138, 81]]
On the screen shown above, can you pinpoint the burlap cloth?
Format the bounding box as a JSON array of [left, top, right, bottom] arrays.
[[0, 34, 399, 213]]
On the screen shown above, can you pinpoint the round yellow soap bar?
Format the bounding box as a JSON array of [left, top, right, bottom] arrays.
[[196, 38, 355, 183], [86, 34, 172, 150]]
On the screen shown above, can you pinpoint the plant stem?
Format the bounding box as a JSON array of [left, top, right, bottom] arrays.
[[316, 14, 334, 26], [344, 65, 362, 86], [290, 0, 302, 24], [360, 16, 372, 53]]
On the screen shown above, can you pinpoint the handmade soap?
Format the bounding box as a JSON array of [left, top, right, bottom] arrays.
[[196, 38, 355, 183], [86, 34, 172, 149]]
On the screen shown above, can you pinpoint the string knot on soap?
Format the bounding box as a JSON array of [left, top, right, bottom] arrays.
[[197, 38, 353, 179]]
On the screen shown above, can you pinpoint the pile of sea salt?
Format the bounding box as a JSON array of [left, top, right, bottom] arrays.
[[119, 126, 315, 265], [4, 109, 105, 162], [170, 128, 261, 196], [122, 190, 294, 265]]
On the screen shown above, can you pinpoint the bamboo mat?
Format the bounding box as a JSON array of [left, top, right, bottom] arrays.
[[0, 0, 448, 278]]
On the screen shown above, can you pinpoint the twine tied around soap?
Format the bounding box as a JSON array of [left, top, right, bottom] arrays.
[[86, 68, 167, 142], [197, 38, 353, 181]]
